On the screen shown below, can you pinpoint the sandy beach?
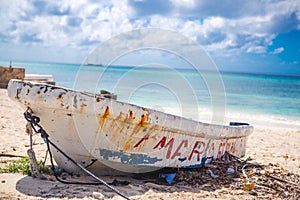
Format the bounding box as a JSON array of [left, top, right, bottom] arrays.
[[0, 88, 299, 199]]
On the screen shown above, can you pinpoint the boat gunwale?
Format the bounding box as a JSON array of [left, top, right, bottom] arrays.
[[8, 79, 253, 140]]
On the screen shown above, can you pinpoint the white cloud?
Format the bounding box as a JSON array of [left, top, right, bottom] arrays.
[[245, 45, 267, 54], [180, 20, 202, 41], [272, 47, 284, 54], [170, 0, 196, 9], [0, 0, 300, 63]]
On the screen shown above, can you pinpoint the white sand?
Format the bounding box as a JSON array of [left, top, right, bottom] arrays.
[[0, 88, 299, 199]]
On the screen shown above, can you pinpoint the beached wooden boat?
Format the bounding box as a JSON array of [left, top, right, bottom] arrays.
[[7, 79, 253, 174]]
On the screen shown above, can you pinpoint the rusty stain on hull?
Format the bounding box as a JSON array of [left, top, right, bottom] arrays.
[[123, 113, 151, 152], [79, 103, 87, 113], [137, 114, 150, 127], [57, 93, 64, 101], [125, 110, 136, 123], [108, 112, 126, 142], [98, 106, 111, 128]]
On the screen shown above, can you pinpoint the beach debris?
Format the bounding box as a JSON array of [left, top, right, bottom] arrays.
[[53, 193, 64, 198], [92, 191, 105, 200], [26, 121, 44, 179], [205, 157, 212, 165], [27, 149, 42, 178], [159, 173, 176, 184], [248, 190, 258, 196], [244, 183, 255, 191], [53, 166, 63, 175], [110, 179, 130, 186], [60, 172, 69, 179], [208, 169, 218, 179], [167, 152, 300, 199], [227, 166, 235, 174], [233, 178, 241, 182], [0, 153, 25, 158]]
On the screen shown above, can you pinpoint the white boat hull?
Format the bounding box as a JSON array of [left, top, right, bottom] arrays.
[[7, 79, 253, 174]]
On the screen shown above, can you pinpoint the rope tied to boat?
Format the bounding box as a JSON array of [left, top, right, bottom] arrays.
[[24, 108, 130, 200]]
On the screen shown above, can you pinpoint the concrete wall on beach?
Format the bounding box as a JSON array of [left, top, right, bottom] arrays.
[[0, 66, 25, 88]]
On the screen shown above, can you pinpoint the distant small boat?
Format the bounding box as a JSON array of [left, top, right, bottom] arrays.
[[86, 63, 104, 67], [7, 79, 253, 174]]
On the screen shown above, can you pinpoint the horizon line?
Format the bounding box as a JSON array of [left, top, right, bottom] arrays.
[[0, 59, 299, 77]]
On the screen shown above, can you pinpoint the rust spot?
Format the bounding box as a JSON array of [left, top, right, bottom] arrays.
[[104, 112, 127, 143], [98, 106, 110, 128], [57, 93, 63, 101], [125, 110, 135, 123], [96, 97, 100, 102], [80, 103, 87, 113], [102, 106, 110, 118], [129, 110, 134, 120], [123, 113, 150, 151], [123, 126, 143, 151], [137, 114, 150, 127], [115, 112, 124, 121]]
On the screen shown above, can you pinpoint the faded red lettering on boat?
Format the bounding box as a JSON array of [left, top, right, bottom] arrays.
[[230, 141, 236, 154], [133, 134, 149, 148], [188, 141, 205, 161], [153, 136, 174, 159], [217, 142, 225, 158], [171, 140, 188, 159], [225, 142, 231, 152], [150, 136, 241, 161]]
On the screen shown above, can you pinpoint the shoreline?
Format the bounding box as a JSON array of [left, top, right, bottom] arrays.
[[161, 106, 300, 130], [1, 88, 299, 199]]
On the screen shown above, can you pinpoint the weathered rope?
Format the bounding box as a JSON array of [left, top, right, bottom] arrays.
[[24, 108, 130, 200]]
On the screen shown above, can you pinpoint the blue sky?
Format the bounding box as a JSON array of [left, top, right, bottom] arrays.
[[0, 0, 300, 74]]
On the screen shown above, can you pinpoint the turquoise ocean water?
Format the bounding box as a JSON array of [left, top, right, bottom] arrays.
[[1, 60, 299, 127]]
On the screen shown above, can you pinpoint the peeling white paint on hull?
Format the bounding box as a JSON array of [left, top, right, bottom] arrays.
[[7, 79, 253, 174]]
